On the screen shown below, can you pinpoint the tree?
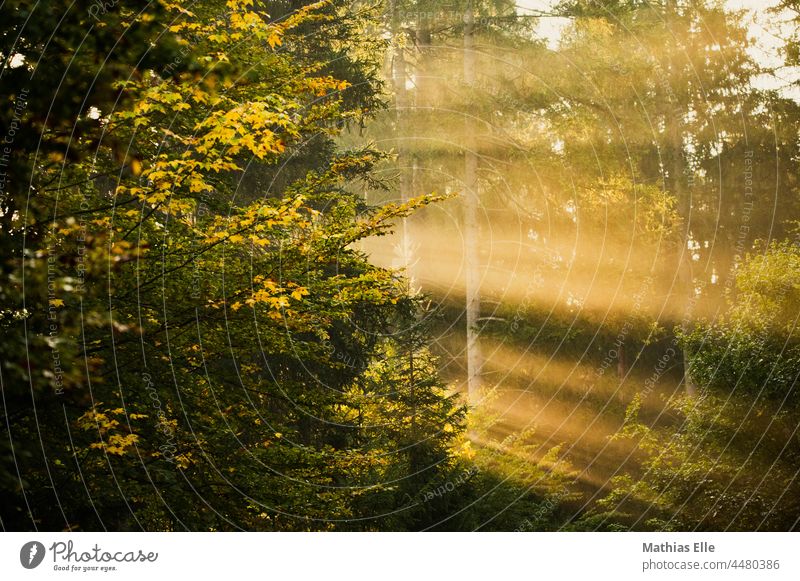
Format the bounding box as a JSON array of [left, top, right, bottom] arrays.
[[1, 0, 464, 531], [358, 0, 542, 403], [549, 0, 800, 390], [463, 0, 483, 404]]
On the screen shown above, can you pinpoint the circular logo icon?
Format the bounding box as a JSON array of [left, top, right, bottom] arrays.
[[20, 541, 46, 569]]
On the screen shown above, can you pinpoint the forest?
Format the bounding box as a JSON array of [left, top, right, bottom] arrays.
[[1, 0, 799, 532]]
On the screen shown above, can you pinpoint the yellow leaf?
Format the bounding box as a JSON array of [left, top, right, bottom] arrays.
[[130, 158, 143, 176]]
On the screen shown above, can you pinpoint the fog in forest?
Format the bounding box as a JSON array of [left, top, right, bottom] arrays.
[[355, 0, 800, 525]]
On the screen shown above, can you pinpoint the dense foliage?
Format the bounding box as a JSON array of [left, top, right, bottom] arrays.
[[0, 0, 471, 531]]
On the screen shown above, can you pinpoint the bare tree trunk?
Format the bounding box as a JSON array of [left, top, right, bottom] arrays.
[[617, 342, 627, 380], [666, 0, 696, 397], [391, 0, 415, 289], [464, 1, 482, 404], [669, 90, 696, 398]]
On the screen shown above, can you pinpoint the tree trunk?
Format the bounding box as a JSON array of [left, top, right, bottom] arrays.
[[391, 0, 415, 289], [463, 1, 482, 405], [666, 0, 696, 396], [617, 341, 627, 380]]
